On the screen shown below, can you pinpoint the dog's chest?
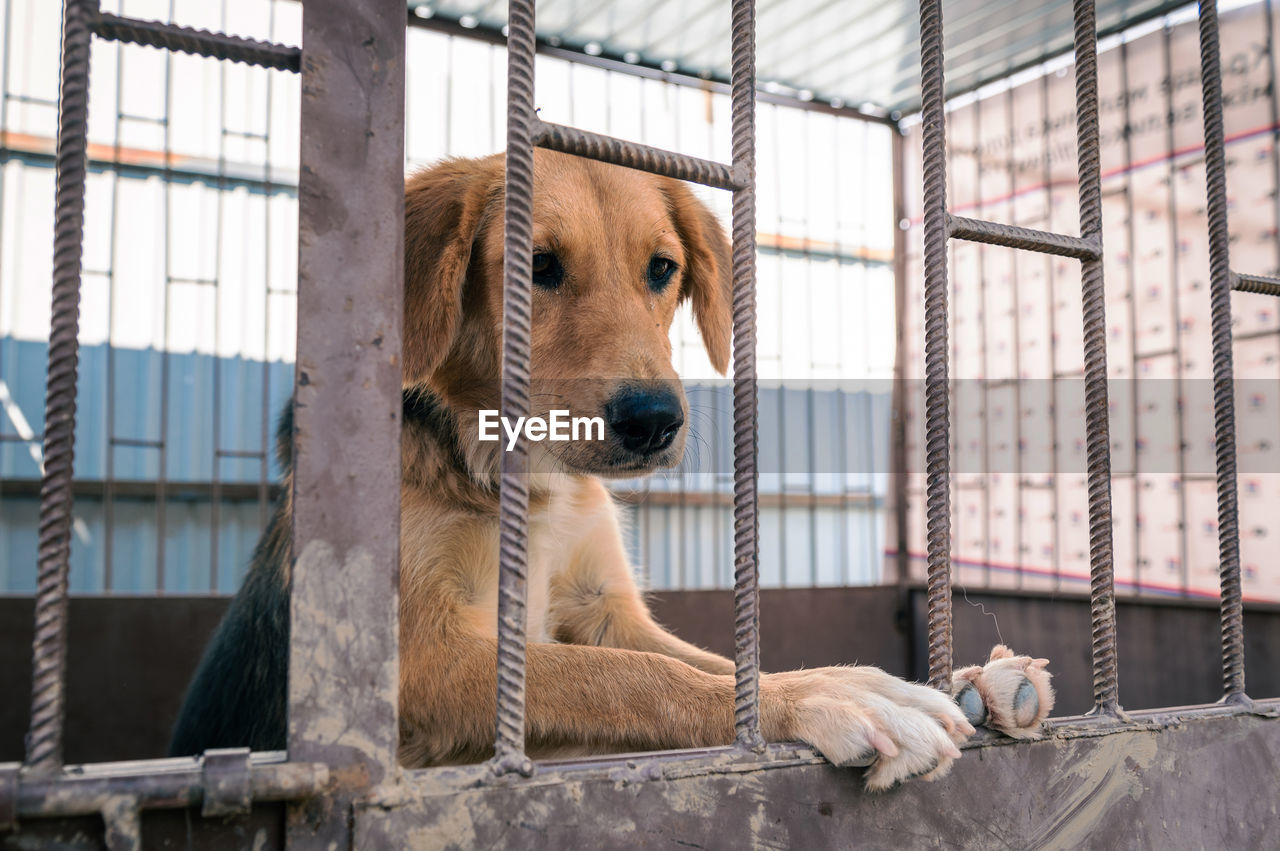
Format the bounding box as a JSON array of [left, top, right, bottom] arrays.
[[454, 482, 605, 644]]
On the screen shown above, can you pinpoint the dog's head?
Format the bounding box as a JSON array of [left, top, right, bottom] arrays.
[[403, 150, 731, 480]]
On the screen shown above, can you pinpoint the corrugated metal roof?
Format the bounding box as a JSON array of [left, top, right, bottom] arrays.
[[410, 0, 1189, 115]]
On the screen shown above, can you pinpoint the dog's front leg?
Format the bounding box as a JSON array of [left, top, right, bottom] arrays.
[[548, 502, 735, 675], [397, 632, 740, 765], [550, 573, 736, 676], [398, 631, 973, 789]]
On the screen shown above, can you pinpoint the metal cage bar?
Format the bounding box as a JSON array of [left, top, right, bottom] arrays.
[[947, 215, 1101, 261], [1232, 272, 1280, 298], [24, 0, 97, 777], [91, 13, 301, 71], [918, 0, 953, 692], [534, 120, 744, 190], [286, 1, 405, 844], [728, 0, 761, 747], [488, 0, 762, 763], [491, 0, 537, 777], [1195, 0, 1247, 703], [1072, 0, 1120, 715]]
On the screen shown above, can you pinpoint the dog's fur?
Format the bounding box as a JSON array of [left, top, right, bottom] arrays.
[[172, 151, 1051, 790]]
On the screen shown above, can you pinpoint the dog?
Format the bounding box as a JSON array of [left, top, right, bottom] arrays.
[[170, 150, 1052, 790]]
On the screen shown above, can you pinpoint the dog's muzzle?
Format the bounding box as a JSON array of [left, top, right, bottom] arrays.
[[605, 386, 684, 455]]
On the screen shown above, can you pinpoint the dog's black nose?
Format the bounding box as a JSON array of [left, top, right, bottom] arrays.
[[606, 387, 684, 454]]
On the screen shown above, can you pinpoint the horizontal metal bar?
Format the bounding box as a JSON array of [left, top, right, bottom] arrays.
[[1232, 271, 1280, 297], [91, 13, 301, 73], [887, 579, 1280, 613], [0, 478, 276, 502], [109, 437, 162, 449], [4, 754, 327, 821], [947, 214, 1102, 261], [617, 490, 878, 510], [534, 120, 745, 190], [117, 112, 166, 125], [5, 93, 59, 107], [221, 128, 270, 140], [215, 449, 265, 459]]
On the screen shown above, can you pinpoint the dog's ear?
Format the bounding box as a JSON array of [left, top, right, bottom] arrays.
[[403, 158, 499, 384], [661, 179, 733, 375]]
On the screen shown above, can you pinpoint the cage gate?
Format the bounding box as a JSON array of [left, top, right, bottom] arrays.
[[2, 0, 1280, 848]]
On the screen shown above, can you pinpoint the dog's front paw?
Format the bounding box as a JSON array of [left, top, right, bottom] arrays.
[[952, 645, 1054, 739], [764, 667, 976, 792]]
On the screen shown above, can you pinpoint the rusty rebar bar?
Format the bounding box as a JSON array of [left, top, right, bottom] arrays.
[[11, 756, 328, 818], [534, 120, 743, 190], [729, 0, 762, 748], [947, 214, 1101, 261], [1073, 0, 1120, 714], [26, 0, 97, 777], [491, 0, 536, 777], [918, 0, 953, 691], [1196, 0, 1246, 702], [1232, 272, 1280, 297], [92, 13, 300, 72]]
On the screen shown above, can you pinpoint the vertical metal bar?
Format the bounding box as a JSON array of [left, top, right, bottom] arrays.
[[1267, 0, 1280, 283], [919, 0, 953, 690], [1073, 0, 1120, 714], [801, 111, 818, 588], [491, 0, 536, 776], [211, 0, 229, 592], [1267, 0, 1280, 488], [1161, 23, 1191, 599], [974, 96, 992, 589], [890, 128, 910, 590], [730, 0, 762, 747], [258, 0, 278, 542], [1041, 70, 1063, 594], [103, 45, 125, 594], [677, 119, 689, 599], [1265, 0, 1280, 488], [156, 0, 175, 592], [945, 57, 961, 608], [288, 0, 404, 842], [445, 35, 454, 155], [0, 0, 10, 517], [1119, 37, 1142, 598], [1006, 87, 1025, 590], [1196, 0, 1247, 703], [26, 0, 98, 775], [833, 122, 850, 585], [771, 105, 787, 589]]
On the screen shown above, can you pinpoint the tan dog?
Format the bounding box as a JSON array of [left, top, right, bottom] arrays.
[[171, 150, 1052, 790]]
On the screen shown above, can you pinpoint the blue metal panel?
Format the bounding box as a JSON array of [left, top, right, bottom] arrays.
[[3, 338, 892, 592]]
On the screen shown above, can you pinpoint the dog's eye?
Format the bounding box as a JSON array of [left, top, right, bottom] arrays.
[[532, 252, 564, 290], [647, 256, 677, 291]]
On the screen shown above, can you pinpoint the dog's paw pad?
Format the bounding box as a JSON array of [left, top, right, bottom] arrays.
[[1011, 678, 1040, 728], [955, 682, 987, 727], [951, 646, 1054, 739]]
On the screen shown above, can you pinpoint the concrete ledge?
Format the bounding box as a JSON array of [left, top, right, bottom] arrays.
[[356, 708, 1280, 849]]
